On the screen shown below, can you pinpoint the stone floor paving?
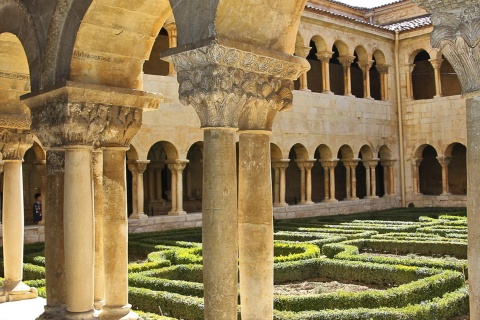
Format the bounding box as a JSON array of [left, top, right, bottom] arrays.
[[0, 297, 46, 320]]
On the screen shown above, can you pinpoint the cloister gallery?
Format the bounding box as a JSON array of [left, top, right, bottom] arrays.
[[0, 0, 478, 319]]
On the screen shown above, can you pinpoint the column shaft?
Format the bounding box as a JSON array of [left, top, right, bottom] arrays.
[[345, 165, 351, 199], [156, 169, 162, 200], [137, 172, 145, 214], [299, 166, 306, 203], [329, 167, 336, 201], [64, 147, 94, 313], [279, 165, 288, 206], [366, 165, 371, 197], [323, 167, 329, 201], [202, 128, 238, 320], [305, 168, 313, 203], [238, 133, 273, 320], [43, 150, 66, 312], [93, 150, 105, 309], [169, 167, 177, 214], [273, 166, 280, 206], [101, 147, 132, 318]]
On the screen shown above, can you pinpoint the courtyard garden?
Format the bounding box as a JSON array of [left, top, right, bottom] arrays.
[[0, 207, 469, 319]]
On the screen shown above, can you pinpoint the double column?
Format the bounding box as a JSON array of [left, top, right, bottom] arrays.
[[317, 51, 333, 94], [167, 42, 308, 320], [363, 159, 379, 198], [0, 129, 37, 303], [128, 160, 149, 219], [376, 64, 390, 101], [429, 58, 444, 98], [359, 60, 374, 99], [24, 81, 162, 319], [338, 55, 355, 96], [343, 159, 359, 200], [272, 160, 289, 207], [381, 159, 396, 196], [166, 160, 188, 215], [319, 159, 338, 202], [295, 159, 315, 204]]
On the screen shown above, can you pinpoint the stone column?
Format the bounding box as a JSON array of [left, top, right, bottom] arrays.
[[381, 159, 396, 197], [389, 160, 396, 195], [93, 149, 105, 310], [274, 160, 289, 207], [167, 160, 188, 215], [343, 160, 359, 200], [272, 164, 280, 205], [437, 156, 451, 195], [0, 130, 37, 303], [377, 64, 389, 101], [406, 63, 415, 99], [42, 150, 66, 317], [24, 81, 162, 319], [186, 165, 192, 200], [296, 160, 306, 204], [317, 51, 333, 94], [338, 56, 355, 96], [296, 46, 311, 91], [320, 160, 338, 202], [155, 165, 163, 200], [364, 159, 379, 198], [322, 166, 330, 201], [128, 160, 149, 219], [429, 58, 444, 98], [34, 160, 46, 226], [412, 158, 422, 194], [166, 43, 308, 320], [360, 60, 374, 99]]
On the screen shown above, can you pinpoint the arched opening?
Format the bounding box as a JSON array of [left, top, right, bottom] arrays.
[[145, 141, 178, 215], [185, 142, 203, 212], [285, 144, 308, 204], [370, 56, 381, 100], [419, 145, 442, 195], [440, 59, 461, 97], [22, 143, 45, 225], [447, 143, 467, 195], [412, 50, 435, 100], [351, 51, 364, 98], [143, 27, 170, 76], [336, 145, 354, 201], [305, 39, 322, 93], [330, 45, 344, 96]]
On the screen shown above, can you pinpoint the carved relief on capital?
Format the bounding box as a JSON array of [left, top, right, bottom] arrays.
[[316, 51, 334, 62], [166, 160, 188, 172], [46, 150, 65, 176], [295, 46, 312, 59], [127, 160, 150, 175], [271, 160, 290, 169], [169, 44, 309, 128], [338, 56, 356, 68], [29, 100, 142, 148], [430, 4, 480, 94], [0, 129, 33, 160], [376, 64, 390, 74], [319, 159, 338, 168]]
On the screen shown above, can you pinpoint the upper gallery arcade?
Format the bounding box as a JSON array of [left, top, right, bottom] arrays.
[[0, 0, 473, 319]]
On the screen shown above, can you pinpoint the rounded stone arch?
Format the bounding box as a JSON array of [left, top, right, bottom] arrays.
[[359, 144, 374, 160], [312, 35, 328, 54], [304, 35, 329, 93], [411, 49, 435, 100], [126, 144, 139, 161], [22, 140, 45, 225], [335, 144, 354, 201], [338, 144, 354, 160], [371, 49, 386, 101], [407, 48, 430, 64], [67, 0, 173, 89], [270, 143, 284, 161], [0, 2, 42, 91], [443, 142, 466, 195], [330, 40, 349, 96], [316, 144, 333, 160], [354, 45, 368, 62], [147, 140, 178, 161], [372, 49, 387, 65], [333, 40, 350, 57], [378, 145, 392, 161]]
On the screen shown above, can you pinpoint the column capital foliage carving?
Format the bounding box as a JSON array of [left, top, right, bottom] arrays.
[[127, 160, 150, 174], [0, 129, 33, 160], [376, 64, 390, 74], [430, 4, 480, 94], [338, 56, 356, 68], [271, 159, 290, 169], [169, 43, 309, 129], [319, 159, 338, 168], [23, 82, 162, 148], [46, 150, 65, 175]]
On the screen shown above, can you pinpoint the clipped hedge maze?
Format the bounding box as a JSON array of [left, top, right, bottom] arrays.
[[0, 208, 469, 319]]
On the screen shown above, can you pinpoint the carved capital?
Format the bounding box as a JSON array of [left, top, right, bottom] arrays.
[[429, 58, 444, 70], [412, 157, 423, 168], [359, 60, 374, 72], [319, 159, 338, 168], [46, 150, 65, 176], [343, 159, 359, 168], [437, 155, 452, 167], [338, 56, 356, 68], [430, 4, 480, 94], [22, 82, 162, 148], [271, 159, 289, 169], [376, 64, 390, 74], [295, 159, 316, 170], [0, 129, 33, 160], [127, 160, 150, 175], [295, 46, 312, 59], [381, 159, 397, 167], [166, 159, 188, 172], [166, 43, 309, 128], [316, 51, 334, 62], [363, 159, 379, 168]]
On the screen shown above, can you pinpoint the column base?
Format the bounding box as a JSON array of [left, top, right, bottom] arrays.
[[441, 192, 451, 196], [94, 299, 105, 310], [37, 305, 68, 319], [0, 280, 38, 303], [300, 201, 314, 205], [129, 213, 148, 219], [322, 90, 333, 95], [273, 202, 289, 207], [62, 310, 95, 320], [99, 305, 140, 320], [168, 210, 187, 216], [366, 196, 379, 199], [322, 198, 338, 203], [301, 88, 311, 92]]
